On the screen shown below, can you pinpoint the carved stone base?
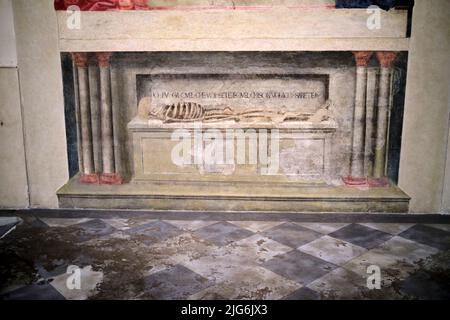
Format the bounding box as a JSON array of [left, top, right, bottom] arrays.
[[342, 176, 391, 188], [79, 173, 100, 184], [342, 176, 369, 187], [57, 176, 410, 213], [100, 173, 123, 185], [368, 177, 390, 187]]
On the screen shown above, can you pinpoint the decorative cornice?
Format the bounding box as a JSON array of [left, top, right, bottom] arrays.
[[72, 52, 89, 68], [376, 51, 398, 68], [96, 52, 113, 67], [352, 51, 373, 67]]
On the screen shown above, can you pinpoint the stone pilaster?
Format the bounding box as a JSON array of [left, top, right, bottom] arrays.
[[72, 52, 98, 184], [373, 51, 398, 180], [343, 51, 373, 186], [96, 52, 122, 185]]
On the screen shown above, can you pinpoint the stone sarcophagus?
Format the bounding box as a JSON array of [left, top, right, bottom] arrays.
[[58, 52, 410, 212], [130, 73, 337, 184]]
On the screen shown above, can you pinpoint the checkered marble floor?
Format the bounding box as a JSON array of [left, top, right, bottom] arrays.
[[1, 213, 449, 300]]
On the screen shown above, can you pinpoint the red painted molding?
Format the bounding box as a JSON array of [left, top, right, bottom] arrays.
[[72, 52, 89, 68], [352, 51, 373, 67], [55, 0, 149, 11], [54, 0, 334, 11], [96, 52, 113, 67], [79, 173, 100, 184], [376, 51, 398, 68], [342, 176, 369, 187], [342, 176, 391, 188], [100, 173, 124, 185]]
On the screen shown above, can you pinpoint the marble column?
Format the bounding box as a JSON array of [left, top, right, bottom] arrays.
[[72, 53, 98, 184], [96, 52, 123, 184], [88, 58, 103, 174], [364, 68, 377, 176], [373, 51, 398, 180], [343, 51, 373, 185]]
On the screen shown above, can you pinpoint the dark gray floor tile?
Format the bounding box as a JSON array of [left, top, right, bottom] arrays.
[[1, 284, 65, 300], [193, 221, 254, 246], [143, 264, 214, 300], [69, 218, 116, 242], [329, 223, 392, 249], [261, 222, 323, 248], [262, 250, 338, 286], [399, 270, 450, 300], [125, 220, 183, 245], [282, 287, 321, 300], [399, 224, 450, 251]]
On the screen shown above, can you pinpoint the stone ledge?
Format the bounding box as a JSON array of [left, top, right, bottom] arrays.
[[57, 176, 410, 212], [57, 9, 409, 52]]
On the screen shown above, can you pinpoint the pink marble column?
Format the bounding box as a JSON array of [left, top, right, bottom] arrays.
[[72, 52, 99, 184], [371, 51, 398, 186], [96, 52, 123, 185], [343, 51, 373, 186]]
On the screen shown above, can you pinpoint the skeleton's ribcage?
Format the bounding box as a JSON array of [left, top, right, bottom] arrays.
[[163, 102, 205, 120]]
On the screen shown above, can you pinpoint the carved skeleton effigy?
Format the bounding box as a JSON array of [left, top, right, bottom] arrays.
[[138, 97, 333, 124]]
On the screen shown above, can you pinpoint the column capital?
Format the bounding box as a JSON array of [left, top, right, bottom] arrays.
[[352, 51, 373, 67], [96, 52, 113, 67], [72, 52, 89, 68], [376, 51, 398, 68]]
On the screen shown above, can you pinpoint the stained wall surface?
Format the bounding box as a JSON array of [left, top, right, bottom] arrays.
[[0, 0, 449, 212]]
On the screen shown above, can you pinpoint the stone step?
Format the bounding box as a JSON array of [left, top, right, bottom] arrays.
[[57, 176, 410, 213]]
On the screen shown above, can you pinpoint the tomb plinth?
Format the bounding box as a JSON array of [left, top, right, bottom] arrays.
[[55, 7, 411, 212]]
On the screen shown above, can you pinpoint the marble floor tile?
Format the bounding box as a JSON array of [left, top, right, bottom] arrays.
[[101, 218, 157, 230], [262, 250, 338, 286], [125, 220, 183, 246], [163, 220, 218, 232], [343, 236, 439, 286], [181, 246, 252, 283], [144, 232, 218, 275], [228, 220, 286, 233], [359, 223, 415, 235], [1, 283, 65, 300], [142, 264, 214, 300], [329, 223, 392, 249], [298, 235, 367, 266], [307, 267, 369, 300], [425, 224, 450, 233], [193, 221, 254, 246], [223, 234, 293, 264], [40, 218, 93, 228], [50, 265, 103, 300], [2, 213, 447, 301], [399, 270, 450, 300], [294, 222, 349, 235], [66, 218, 117, 242], [189, 266, 301, 300], [399, 224, 450, 250], [282, 287, 321, 300], [261, 222, 323, 248]]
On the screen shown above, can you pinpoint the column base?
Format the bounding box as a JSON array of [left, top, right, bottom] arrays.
[[100, 173, 123, 185], [342, 176, 369, 187], [367, 177, 390, 187], [342, 176, 391, 187], [79, 173, 100, 184]]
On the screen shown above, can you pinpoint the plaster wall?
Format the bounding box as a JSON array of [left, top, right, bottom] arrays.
[[398, 0, 450, 213], [1, 0, 449, 212], [11, 0, 68, 208], [0, 0, 28, 208]]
